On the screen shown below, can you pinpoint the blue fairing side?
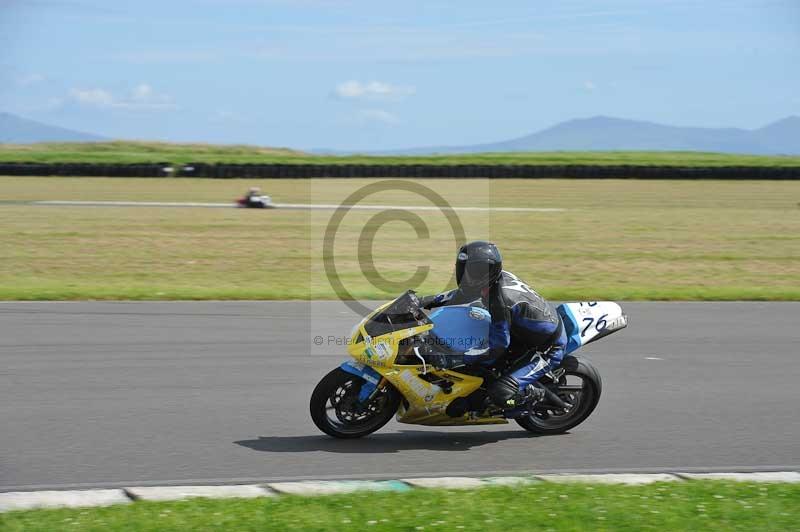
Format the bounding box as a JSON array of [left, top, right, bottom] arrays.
[[556, 303, 582, 355], [428, 306, 491, 353], [340, 360, 382, 402]]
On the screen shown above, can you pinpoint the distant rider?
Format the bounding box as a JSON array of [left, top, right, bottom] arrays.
[[245, 187, 262, 205], [420, 241, 567, 409]]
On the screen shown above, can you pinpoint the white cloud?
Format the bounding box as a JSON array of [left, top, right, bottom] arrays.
[[69, 84, 177, 110], [70, 88, 115, 107], [357, 109, 400, 125], [130, 83, 155, 101], [583, 81, 597, 91], [334, 80, 415, 101], [16, 73, 46, 86]]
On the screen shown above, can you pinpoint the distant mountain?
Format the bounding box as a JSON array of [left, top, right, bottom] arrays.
[[347, 116, 800, 156], [753, 116, 800, 155], [0, 112, 106, 143]]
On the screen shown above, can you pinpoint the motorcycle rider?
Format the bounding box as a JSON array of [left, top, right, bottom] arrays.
[[420, 241, 567, 409], [245, 187, 262, 204]]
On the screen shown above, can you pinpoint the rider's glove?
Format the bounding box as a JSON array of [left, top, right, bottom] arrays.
[[419, 295, 437, 310]]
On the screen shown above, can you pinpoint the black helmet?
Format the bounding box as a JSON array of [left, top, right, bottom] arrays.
[[455, 241, 502, 292]]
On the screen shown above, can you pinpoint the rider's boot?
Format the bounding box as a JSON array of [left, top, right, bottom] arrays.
[[487, 375, 545, 409]]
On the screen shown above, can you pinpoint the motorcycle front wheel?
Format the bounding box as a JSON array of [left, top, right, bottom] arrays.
[[310, 368, 401, 439], [515, 356, 602, 435]]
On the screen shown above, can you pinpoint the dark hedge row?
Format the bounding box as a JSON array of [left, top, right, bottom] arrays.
[[0, 163, 170, 177], [1, 162, 799, 179]]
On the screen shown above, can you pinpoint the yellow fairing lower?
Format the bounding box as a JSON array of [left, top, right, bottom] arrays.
[[376, 366, 508, 426]]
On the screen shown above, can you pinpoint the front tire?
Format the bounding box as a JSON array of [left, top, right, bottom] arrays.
[[310, 368, 400, 439], [515, 356, 602, 435]]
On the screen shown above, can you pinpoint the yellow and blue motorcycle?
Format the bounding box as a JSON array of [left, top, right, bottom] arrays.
[[310, 290, 627, 438]]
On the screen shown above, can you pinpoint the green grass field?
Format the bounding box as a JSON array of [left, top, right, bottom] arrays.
[[1, 177, 798, 300], [2, 481, 798, 531], [2, 141, 800, 166]]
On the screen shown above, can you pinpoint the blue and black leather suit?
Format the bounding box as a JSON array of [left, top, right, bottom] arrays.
[[422, 270, 567, 399]]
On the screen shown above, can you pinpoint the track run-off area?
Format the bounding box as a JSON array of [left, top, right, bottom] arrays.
[[1, 301, 798, 491], [28, 200, 565, 212]]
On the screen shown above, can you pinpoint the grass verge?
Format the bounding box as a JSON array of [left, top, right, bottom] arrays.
[[1, 177, 798, 301], [2, 141, 800, 166], [2, 481, 798, 531]]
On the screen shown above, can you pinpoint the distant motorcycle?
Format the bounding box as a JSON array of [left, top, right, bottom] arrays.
[[310, 290, 627, 438], [236, 194, 273, 208]]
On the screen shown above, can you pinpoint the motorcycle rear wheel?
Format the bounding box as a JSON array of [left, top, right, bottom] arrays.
[[310, 368, 400, 439], [515, 356, 602, 435]]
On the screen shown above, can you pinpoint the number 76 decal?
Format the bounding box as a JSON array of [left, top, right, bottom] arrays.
[[581, 314, 608, 337]]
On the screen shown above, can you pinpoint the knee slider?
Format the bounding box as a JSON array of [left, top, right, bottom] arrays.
[[488, 375, 520, 405]]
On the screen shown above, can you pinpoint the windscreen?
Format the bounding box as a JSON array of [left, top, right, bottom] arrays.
[[362, 290, 432, 338]]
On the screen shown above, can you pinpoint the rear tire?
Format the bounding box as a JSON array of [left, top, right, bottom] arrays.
[[515, 356, 602, 435], [310, 368, 400, 439]]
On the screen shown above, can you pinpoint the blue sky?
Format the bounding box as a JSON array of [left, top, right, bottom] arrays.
[[1, 0, 798, 150]]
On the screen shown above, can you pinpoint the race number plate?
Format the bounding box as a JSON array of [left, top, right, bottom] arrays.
[[557, 301, 627, 354]]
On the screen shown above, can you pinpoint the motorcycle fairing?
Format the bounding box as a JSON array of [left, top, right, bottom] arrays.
[[344, 298, 507, 425], [428, 306, 490, 354], [558, 302, 628, 355], [340, 360, 383, 402], [391, 368, 507, 426]]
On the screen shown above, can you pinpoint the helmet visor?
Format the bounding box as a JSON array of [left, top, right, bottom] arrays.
[[460, 261, 496, 289]]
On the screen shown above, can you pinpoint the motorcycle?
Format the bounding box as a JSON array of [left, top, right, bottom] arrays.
[[310, 290, 627, 438], [236, 194, 273, 208]]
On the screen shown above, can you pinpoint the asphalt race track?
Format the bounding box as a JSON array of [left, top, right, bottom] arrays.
[[1, 301, 798, 491]]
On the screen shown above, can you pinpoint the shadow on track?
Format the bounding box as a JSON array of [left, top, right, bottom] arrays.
[[234, 429, 552, 454]]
